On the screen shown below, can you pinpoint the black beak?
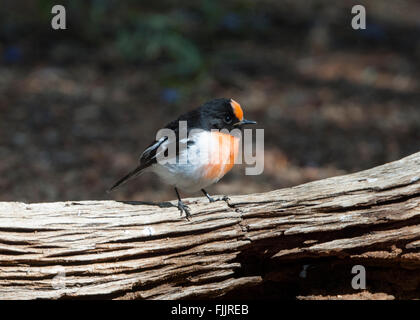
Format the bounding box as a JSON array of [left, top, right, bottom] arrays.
[[234, 119, 257, 126]]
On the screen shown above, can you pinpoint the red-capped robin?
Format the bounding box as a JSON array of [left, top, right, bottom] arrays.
[[108, 98, 256, 219]]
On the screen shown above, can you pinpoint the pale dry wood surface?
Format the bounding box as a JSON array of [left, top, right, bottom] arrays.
[[0, 151, 419, 299]]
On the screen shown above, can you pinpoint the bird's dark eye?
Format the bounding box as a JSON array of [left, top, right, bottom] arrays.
[[224, 114, 232, 124]]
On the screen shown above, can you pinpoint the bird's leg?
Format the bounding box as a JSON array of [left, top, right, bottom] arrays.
[[175, 188, 191, 220], [201, 189, 217, 202], [201, 189, 230, 203]]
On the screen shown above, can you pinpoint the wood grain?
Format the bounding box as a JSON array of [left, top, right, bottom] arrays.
[[0, 151, 419, 299]]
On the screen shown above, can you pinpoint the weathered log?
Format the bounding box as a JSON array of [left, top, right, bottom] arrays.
[[0, 151, 419, 300]]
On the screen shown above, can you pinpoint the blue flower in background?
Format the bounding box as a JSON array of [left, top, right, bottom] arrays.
[[3, 46, 23, 63], [161, 88, 180, 103], [221, 13, 242, 31], [360, 23, 387, 40]]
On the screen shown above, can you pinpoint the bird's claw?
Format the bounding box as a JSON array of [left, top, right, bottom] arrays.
[[221, 195, 230, 202], [177, 200, 191, 220], [208, 195, 230, 203]]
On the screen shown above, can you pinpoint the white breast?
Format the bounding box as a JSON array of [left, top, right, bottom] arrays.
[[150, 130, 235, 193]]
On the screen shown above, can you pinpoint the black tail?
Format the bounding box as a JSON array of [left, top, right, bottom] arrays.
[[107, 165, 145, 193]]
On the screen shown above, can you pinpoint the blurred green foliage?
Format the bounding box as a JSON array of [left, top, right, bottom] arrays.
[[116, 14, 202, 76], [1, 0, 269, 78]]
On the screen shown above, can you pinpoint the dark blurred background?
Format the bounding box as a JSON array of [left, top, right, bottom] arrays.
[[0, 0, 419, 203]]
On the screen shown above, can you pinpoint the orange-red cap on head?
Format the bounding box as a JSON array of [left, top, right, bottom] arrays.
[[230, 99, 243, 121]]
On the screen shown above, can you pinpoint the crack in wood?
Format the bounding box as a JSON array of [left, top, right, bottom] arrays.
[[0, 151, 419, 299]]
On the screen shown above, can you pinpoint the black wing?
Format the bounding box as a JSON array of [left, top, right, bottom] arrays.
[[108, 108, 201, 192]]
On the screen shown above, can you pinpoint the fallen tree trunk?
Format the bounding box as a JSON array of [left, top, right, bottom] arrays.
[[0, 151, 419, 300]]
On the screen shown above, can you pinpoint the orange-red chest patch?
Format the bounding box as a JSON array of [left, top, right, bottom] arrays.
[[204, 132, 239, 181]]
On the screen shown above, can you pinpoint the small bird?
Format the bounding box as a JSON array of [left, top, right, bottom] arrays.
[[108, 98, 256, 219]]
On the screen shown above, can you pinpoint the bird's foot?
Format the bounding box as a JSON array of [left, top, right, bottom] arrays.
[[207, 195, 230, 204], [177, 200, 191, 220]]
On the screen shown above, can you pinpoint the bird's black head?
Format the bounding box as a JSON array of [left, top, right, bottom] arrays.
[[198, 98, 256, 131]]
